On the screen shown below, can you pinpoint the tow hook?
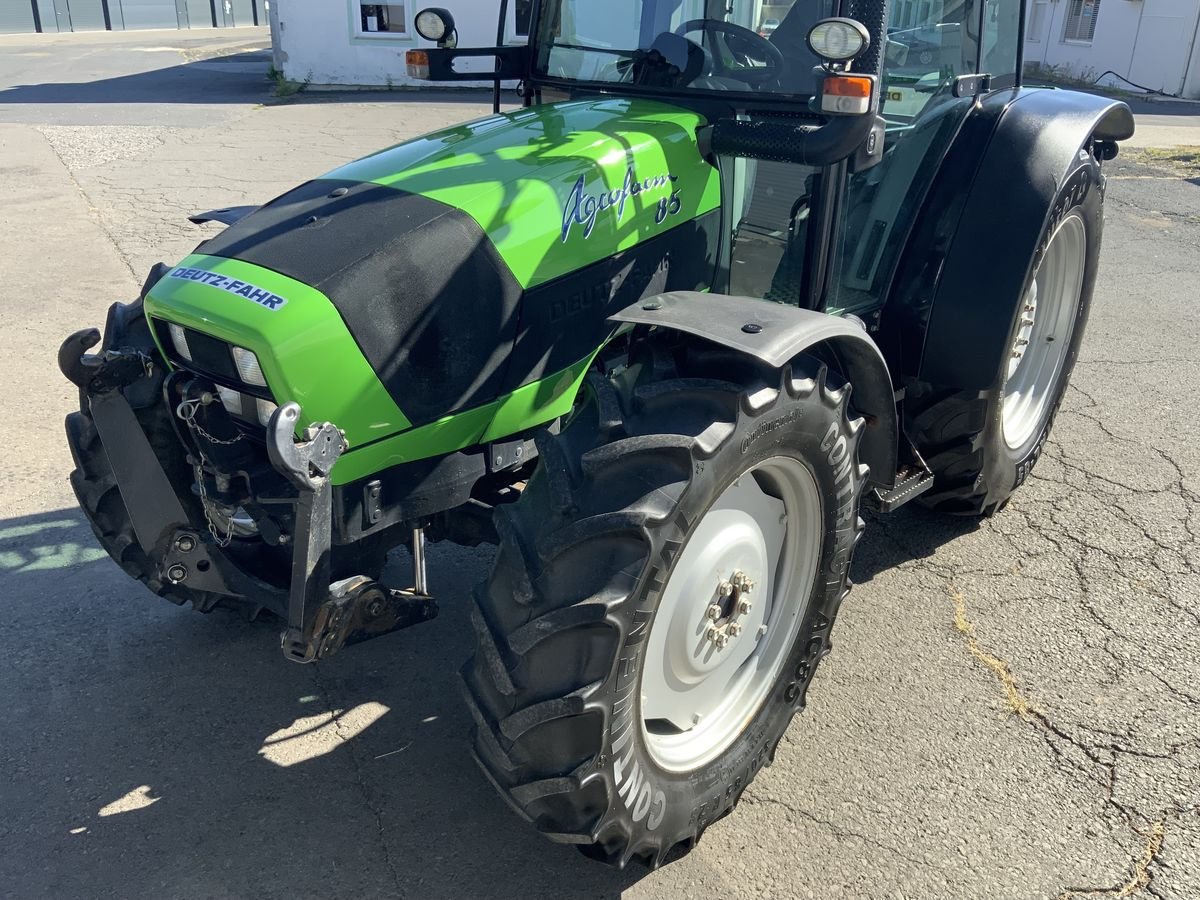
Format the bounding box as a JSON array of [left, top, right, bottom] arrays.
[[58, 328, 153, 394], [287, 576, 438, 662], [267, 402, 439, 663]]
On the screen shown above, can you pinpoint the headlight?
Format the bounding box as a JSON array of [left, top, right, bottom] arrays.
[[256, 399, 279, 427], [415, 7, 455, 42], [807, 18, 871, 63], [168, 323, 193, 362], [231, 346, 268, 387]]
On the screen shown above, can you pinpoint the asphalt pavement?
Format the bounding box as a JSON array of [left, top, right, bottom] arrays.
[[0, 29, 1197, 900]]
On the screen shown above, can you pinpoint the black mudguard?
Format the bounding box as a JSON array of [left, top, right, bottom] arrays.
[[888, 87, 1133, 390], [610, 291, 898, 490]]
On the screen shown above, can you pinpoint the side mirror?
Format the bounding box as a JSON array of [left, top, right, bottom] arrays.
[[415, 7, 458, 49]]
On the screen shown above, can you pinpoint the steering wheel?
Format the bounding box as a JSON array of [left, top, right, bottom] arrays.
[[674, 19, 785, 86]]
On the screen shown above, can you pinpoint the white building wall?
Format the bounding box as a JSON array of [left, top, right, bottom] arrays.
[[273, 0, 521, 88], [1024, 0, 1200, 98]]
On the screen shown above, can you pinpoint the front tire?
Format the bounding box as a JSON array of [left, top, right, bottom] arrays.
[[462, 351, 867, 867]]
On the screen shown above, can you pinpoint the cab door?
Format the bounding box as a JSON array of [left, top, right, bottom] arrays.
[[826, 0, 1020, 319]]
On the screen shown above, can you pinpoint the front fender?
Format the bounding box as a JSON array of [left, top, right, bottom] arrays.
[[907, 87, 1133, 389], [610, 291, 898, 489]]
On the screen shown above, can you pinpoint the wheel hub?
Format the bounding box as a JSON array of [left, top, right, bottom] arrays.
[[702, 570, 756, 650], [640, 459, 822, 773]]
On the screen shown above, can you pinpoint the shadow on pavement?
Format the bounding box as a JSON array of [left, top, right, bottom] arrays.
[[1121, 95, 1200, 118], [0, 509, 640, 899], [851, 503, 979, 585], [0, 52, 276, 106], [0, 46, 511, 110]]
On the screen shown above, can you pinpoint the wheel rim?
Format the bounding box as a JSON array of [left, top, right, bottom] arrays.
[[640, 456, 822, 774], [1002, 213, 1086, 453]]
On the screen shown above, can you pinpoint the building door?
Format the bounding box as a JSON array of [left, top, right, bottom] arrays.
[[114, 0, 183, 28], [183, 0, 213, 26], [57, 0, 108, 30], [233, 0, 256, 24], [216, 0, 255, 26], [0, 2, 38, 33], [1127, 0, 1199, 95]]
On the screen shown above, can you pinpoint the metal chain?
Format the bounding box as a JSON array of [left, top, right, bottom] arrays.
[[192, 458, 235, 548], [175, 397, 241, 548], [176, 398, 246, 447]]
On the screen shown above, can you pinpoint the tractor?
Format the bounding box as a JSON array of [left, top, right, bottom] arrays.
[[59, 0, 1134, 869]]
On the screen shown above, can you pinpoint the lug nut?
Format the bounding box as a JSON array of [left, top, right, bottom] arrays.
[[706, 603, 723, 621], [167, 564, 188, 584], [175, 534, 196, 553]]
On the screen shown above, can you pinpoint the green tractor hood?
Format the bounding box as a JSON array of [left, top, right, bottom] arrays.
[[143, 97, 722, 484]]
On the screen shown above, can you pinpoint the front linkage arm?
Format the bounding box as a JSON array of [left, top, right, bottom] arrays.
[[268, 404, 437, 664]]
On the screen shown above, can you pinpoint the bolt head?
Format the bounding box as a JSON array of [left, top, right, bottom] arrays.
[[175, 534, 196, 553], [737, 599, 753, 615], [705, 603, 723, 621], [728, 622, 743, 637], [705, 625, 718, 642], [718, 581, 734, 598], [715, 633, 730, 649], [167, 564, 188, 584]]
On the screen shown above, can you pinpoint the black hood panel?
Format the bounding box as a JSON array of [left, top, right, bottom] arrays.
[[200, 178, 523, 427]]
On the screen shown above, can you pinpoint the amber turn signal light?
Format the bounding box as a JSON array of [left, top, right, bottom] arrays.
[[406, 50, 431, 80], [821, 75, 874, 115]]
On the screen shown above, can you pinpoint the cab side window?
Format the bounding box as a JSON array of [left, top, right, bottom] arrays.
[[981, 0, 1020, 87]]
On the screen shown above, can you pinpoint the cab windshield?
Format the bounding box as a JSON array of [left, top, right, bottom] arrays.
[[534, 0, 836, 98]]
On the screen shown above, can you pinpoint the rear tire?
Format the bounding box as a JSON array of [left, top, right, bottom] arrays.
[[907, 152, 1103, 515], [463, 350, 867, 867]]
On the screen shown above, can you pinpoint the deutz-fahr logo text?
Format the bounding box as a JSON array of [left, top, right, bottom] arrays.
[[168, 267, 289, 311], [561, 165, 682, 242]]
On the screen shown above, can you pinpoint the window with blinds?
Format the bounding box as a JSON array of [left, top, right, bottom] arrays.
[[1063, 0, 1101, 43]]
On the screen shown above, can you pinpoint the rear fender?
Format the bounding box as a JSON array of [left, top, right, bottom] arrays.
[[610, 291, 898, 489], [893, 87, 1133, 389]]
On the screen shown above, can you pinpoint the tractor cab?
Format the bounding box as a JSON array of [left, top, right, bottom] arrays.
[[409, 0, 1022, 325]]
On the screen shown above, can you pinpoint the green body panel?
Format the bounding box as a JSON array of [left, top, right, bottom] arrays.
[[144, 255, 597, 486], [336, 352, 596, 485], [144, 255, 413, 440], [144, 98, 720, 485], [328, 98, 722, 288]]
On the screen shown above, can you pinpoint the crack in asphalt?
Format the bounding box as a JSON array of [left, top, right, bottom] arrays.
[[36, 128, 141, 282], [310, 664, 406, 898], [1059, 819, 1166, 899], [866, 384, 1199, 897], [948, 587, 1191, 898], [739, 791, 924, 866]]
